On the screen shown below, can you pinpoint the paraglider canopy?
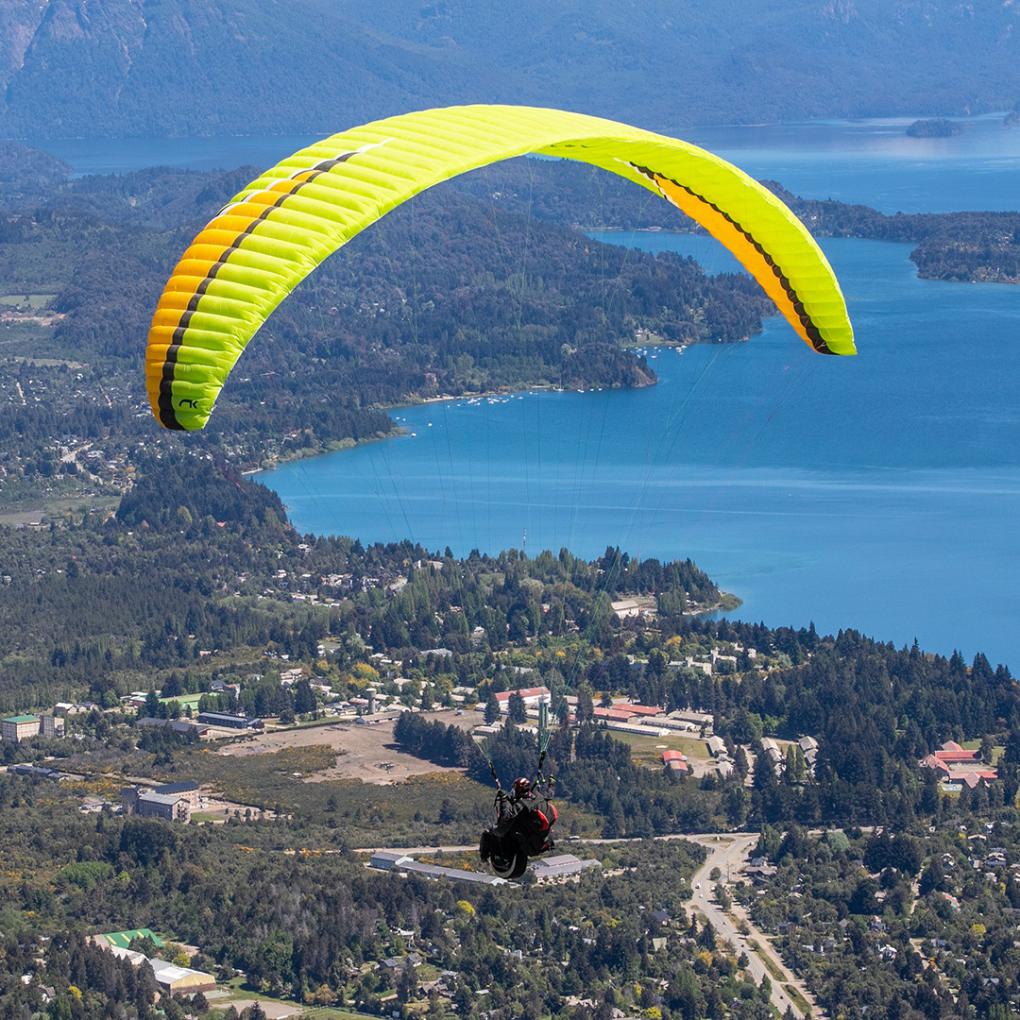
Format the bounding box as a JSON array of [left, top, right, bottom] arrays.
[[146, 104, 855, 432]]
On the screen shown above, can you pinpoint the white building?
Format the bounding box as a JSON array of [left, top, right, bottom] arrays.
[[495, 687, 551, 714], [530, 854, 600, 882]]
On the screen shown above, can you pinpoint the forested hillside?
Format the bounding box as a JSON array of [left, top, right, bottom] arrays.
[[1, 0, 1018, 139], [0, 152, 772, 511]]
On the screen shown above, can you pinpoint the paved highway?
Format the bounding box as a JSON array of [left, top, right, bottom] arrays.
[[685, 833, 822, 1019]]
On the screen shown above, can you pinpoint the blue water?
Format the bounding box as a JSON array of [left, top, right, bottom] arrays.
[[35, 118, 1020, 663], [32, 113, 1020, 213], [260, 235, 1020, 666], [685, 114, 1020, 213]]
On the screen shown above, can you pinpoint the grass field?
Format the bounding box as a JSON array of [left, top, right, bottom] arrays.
[[160, 692, 204, 710], [0, 293, 55, 308], [611, 729, 711, 763], [214, 976, 378, 1018], [961, 738, 1004, 764]]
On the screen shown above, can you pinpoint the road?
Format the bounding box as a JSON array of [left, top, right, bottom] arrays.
[[685, 833, 822, 1019]]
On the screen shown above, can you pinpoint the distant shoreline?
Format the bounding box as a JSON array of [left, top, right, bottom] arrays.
[[251, 371, 676, 475]]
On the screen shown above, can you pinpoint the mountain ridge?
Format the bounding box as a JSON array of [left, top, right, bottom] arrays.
[[1, 0, 1018, 139]]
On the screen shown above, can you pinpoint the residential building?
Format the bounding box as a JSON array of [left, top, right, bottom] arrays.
[[121, 787, 191, 822], [370, 850, 412, 870], [135, 717, 209, 737], [662, 749, 690, 778], [920, 740, 998, 789], [138, 792, 191, 822], [610, 597, 657, 620], [614, 703, 665, 717], [593, 707, 638, 723], [381, 954, 422, 970], [39, 714, 63, 737], [647, 716, 701, 732], [601, 720, 669, 737], [1, 714, 40, 743], [153, 781, 201, 807], [90, 932, 214, 995]]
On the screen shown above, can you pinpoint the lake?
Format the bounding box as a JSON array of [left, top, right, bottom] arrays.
[[259, 233, 1020, 667], [35, 116, 1020, 665], [34, 112, 1020, 213]]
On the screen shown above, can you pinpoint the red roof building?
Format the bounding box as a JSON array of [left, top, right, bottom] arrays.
[[919, 754, 950, 773], [494, 687, 551, 709], [934, 749, 979, 763], [594, 707, 637, 722], [955, 771, 998, 789]]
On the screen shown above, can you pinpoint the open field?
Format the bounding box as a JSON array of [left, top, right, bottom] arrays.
[[0, 293, 55, 308], [210, 979, 378, 1019], [152, 741, 495, 844], [217, 710, 475, 784], [611, 729, 712, 763], [0, 495, 119, 526]]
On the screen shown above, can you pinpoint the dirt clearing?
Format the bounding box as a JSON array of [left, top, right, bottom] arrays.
[[216, 710, 477, 784]]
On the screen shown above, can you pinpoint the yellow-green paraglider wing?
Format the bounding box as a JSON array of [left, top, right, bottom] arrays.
[[146, 104, 855, 430]]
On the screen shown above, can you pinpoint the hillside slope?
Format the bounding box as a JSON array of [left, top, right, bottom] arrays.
[[0, 0, 1018, 139]]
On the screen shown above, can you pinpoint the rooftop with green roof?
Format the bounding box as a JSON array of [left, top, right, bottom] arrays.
[[2, 714, 39, 724], [98, 928, 164, 950]]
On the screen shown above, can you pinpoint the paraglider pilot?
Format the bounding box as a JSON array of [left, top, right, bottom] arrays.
[[479, 760, 558, 879]]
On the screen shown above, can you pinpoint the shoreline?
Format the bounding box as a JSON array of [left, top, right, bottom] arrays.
[[245, 370, 745, 614], [248, 365, 679, 475]]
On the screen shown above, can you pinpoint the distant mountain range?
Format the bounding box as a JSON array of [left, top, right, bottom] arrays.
[[1, 0, 1019, 139]]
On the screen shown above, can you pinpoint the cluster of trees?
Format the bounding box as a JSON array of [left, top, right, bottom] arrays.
[[0, 142, 69, 205], [906, 118, 964, 138], [395, 705, 728, 838], [0, 155, 776, 508], [393, 711, 476, 768], [0, 772, 776, 1020], [704, 625, 1020, 826], [0, 455, 722, 718], [745, 820, 1020, 1018]]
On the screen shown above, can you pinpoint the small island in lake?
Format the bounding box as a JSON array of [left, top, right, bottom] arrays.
[[906, 117, 964, 138]]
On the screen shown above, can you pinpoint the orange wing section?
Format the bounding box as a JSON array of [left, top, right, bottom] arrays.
[[632, 166, 831, 354]]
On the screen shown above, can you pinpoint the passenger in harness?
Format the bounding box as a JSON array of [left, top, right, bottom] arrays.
[[479, 757, 558, 879]]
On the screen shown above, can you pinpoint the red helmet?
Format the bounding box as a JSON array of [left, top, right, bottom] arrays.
[[512, 777, 532, 797]]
